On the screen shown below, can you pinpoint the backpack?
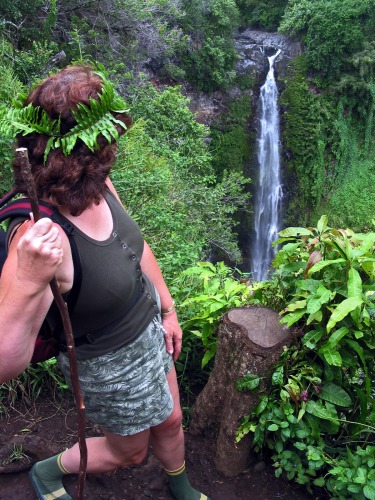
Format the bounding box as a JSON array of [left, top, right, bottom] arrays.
[[0, 191, 82, 364]]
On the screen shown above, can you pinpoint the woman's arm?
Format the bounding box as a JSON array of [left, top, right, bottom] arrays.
[[0, 218, 63, 382], [140, 242, 182, 362]]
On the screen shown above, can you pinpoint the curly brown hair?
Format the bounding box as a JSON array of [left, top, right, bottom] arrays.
[[13, 65, 132, 215]]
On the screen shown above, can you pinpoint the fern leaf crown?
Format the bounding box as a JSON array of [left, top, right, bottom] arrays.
[[0, 69, 129, 163]]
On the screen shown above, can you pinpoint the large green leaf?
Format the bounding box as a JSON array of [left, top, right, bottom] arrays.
[[307, 310, 323, 324], [306, 285, 332, 314], [319, 345, 342, 366], [354, 233, 375, 256], [306, 400, 338, 422], [364, 482, 375, 500], [317, 215, 328, 234], [348, 268, 362, 299], [318, 382, 352, 407], [278, 227, 312, 237], [308, 258, 346, 276], [284, 299, 307, 312], [348, 267, 363, 325], [296, 279, 321, 293], [201, 347, 216, 368], [302, 328, 324, 349], [327, 326, 349, 347], [327, 297, 363, 332], [362, 260, 375, 280], [279, 309, 306, 327]]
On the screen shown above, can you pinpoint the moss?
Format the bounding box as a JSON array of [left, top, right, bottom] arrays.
[[280, 55, 327, 226], [209, 94, 252, 180]]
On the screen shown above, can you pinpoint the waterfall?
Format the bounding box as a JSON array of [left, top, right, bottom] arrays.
[[251, 49, 282, 281]]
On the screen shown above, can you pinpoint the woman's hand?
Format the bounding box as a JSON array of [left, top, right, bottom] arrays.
[[16, 217, 63, 289], [162, 310, 183, 362]]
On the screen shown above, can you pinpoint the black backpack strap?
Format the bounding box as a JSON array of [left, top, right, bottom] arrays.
[[50, 211, 82, 314], [0, 230, 7, 275]]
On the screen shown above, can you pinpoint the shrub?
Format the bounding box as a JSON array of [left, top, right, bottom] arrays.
[[238, 216, 375, 498]]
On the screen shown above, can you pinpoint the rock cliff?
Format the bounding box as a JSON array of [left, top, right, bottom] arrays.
[[185, 30, 302, 126]]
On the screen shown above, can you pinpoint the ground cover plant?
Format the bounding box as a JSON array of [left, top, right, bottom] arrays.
[[236, 217, 375, 499]]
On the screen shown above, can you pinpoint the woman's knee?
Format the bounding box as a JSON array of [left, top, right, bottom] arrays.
[[124, 446, 148, 466], [104, 431, 149, 468], [107, 444, 148, 468], [152, 406, 183, 436], [168, 406, 183, 429]]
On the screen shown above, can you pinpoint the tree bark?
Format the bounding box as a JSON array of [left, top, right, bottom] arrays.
[[190, 306, 297, 477]]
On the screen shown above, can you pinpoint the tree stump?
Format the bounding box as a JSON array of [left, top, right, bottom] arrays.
[[189, 306, 296, 477]]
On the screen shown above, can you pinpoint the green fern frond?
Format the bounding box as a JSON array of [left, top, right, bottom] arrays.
[[12, 93, 28, 109], [0, 68, 129, 164], [0, 104, 60, 138]]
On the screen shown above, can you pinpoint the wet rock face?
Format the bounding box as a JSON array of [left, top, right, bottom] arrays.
[[186, 30, 302, 126], [235, 29, 302, 84]]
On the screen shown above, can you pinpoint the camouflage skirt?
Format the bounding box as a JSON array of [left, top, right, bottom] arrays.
[[57, 316, 174, 436]]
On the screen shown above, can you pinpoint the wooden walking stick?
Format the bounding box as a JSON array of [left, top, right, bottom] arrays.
[[16, 147, 88, 500]]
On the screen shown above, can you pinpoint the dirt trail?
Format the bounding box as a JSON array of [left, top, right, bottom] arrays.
[[0, 394, 314, 499]]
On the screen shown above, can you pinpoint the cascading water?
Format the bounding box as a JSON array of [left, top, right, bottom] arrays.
[[251, 49, 282, 281]]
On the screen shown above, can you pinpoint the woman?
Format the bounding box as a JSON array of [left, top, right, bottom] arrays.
[[0, 65, 210, 500]]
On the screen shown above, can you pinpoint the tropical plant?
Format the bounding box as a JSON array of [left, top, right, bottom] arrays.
[[237, 216, 375, 498], [173, 261, 251, 368]]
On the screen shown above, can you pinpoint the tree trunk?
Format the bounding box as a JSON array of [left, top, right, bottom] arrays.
[[189, 306, 296, 477]]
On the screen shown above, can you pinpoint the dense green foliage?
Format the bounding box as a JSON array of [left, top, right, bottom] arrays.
[[178, 0, 240, 92], [279, 0, 375, 81], [279, 55, 325, 225], [209, 94, 252, 179], [111, 82, 250, 277], [278, 0, 375, 232], [169, 261, 251, 406], [174, 261, 250, 367], [237, 218, 375, 498], [236, 0, 288, 31], [0, 0, 242, 93], [280, 57, 375, 231]]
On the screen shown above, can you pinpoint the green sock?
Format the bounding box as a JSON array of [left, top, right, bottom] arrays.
[[165, 462, 211, 500], [29, 452, 72, 500]]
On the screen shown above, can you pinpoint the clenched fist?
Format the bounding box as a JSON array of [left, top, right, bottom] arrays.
[[16, 217, 63, 288]]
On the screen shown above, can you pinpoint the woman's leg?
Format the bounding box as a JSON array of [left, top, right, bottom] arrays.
[[30, 430, 151, 500], [150, 365, 185, 469], [62, 429, 151, 473], [150, 366, 211, 500]]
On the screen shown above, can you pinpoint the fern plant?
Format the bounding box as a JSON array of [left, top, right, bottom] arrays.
[[1, 102, 60, 138], [0, 67, 129, 163]]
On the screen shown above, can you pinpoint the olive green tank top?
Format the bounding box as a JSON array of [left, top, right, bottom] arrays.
[[58, 189, 159, 359]]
